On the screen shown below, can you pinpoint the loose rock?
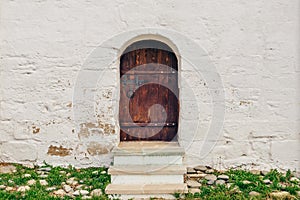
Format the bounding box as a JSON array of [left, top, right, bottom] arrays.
[[290, 177, 299, 182], [270, 191, 290, 198], [194, 165, 207, 172], [40, 167, 51, 172], [82, 196, 92, 199], [40, 174, 48, 178], [205, 169, 215, 174], [66, 193, 75, 198], [205, 174, 217, 181], [67, 178, 78, 186], [90, 189, 103, 196], [216, 180, 226, 185], [187, 173, 207, 178], [73, 190, 89, 196], [63, 184, 72, 193], [217, 174, 229, 181], [242, 180, 251, 184], [0, 185, 6, 189], [24, 174, 31, 178], [17, 186, 30, 192], [100, 171, 106, 174], [46, 187, 56, 191], [249, 191, 260, 196], [27, 179, 36, 186], [75, 185, 84, 190], [187, 180, 201, 188], [39, 180, 48, 186], [189, 188, 201, 194], [207, 180, 215, 185], [92, 171, 98, 175], [263, 179, 271, 184], [231, 186, 241, 193], [5, 187, 14, 192], [53, 189, 66, 196]]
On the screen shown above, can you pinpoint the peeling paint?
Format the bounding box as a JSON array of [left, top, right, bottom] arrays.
[[45, 120, 56, 126], [86, 142, 112, 155], [102, 89, 113, 99], [47, 145, 72, 157], [239, 101, 252, 106], [32, 126, 40, 134], [78, 121, 115, 138], [66, 102, 72, 108]]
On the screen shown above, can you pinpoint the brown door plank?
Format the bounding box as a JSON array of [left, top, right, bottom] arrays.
[[119, 46, 179, 141]]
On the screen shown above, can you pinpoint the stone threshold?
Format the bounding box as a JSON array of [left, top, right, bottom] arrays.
[[112, 141, 185, 156], [105, 183, 188, 195]]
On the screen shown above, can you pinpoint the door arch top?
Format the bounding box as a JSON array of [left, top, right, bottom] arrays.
[[122, 40, 174, 55], [118, 34, 181, 61]]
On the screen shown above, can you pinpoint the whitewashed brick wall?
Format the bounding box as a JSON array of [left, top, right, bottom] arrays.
[[0, 0, 299, 171]]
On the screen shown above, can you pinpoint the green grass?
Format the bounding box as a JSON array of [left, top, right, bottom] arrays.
[[180, 169, 300, 200], [0, 163, 111, 200], [1, 164, 299, 199]]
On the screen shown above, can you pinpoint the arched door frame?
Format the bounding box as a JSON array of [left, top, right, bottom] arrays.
[[116, 34, 182, 143]]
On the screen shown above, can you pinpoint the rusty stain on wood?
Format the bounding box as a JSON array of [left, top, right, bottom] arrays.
[[47, 145, 72, 156]]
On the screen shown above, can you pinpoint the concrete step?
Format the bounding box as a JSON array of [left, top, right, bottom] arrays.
[[109, 165, 186, 175], [111, 174, 184, 184], [113, 142, 184, 165], [113, 142, 185, 156], [105, 183, 188, 195], [114, 155, 182, 165], [107, 142, 186, 198], [109, 165, 186, 184]]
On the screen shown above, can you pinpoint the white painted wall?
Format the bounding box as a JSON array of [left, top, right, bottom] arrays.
[[0, 0, 299, 171]]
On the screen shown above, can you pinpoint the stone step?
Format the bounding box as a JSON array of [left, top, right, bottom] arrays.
[[105, 183, 188, 195], [113, 142, 184, 165], [109, 165, 186, 175], [111, 174, 184, 184], [107, 142, 186, 198], [112, 142, 185, 156], [109, 165, 186, 184], [114, 155, 182, 165]]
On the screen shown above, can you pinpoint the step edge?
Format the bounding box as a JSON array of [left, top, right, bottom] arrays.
[[105, 183, 188, 195], [112, 150, 185, 156], [108, 165, 186, 175]]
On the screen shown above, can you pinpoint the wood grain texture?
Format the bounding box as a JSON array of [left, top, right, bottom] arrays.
[[120, 48, 179, 141]]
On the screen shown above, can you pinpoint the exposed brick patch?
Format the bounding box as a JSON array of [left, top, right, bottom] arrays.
[[47, 145, 72, 157]]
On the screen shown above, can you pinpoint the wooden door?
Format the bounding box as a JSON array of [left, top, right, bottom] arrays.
[[119, 47, 179, 141]]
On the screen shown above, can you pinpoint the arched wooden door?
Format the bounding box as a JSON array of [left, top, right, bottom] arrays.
[[119, 40, 179, 141]]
